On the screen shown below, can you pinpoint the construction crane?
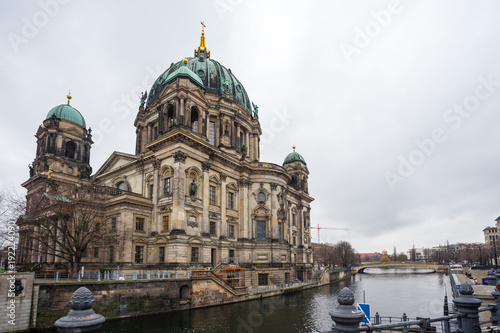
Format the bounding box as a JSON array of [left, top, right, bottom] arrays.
[[310, 224, 348, 244]]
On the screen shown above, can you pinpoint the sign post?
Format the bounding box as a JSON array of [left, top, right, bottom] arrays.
[[357, 303, 371, 324]]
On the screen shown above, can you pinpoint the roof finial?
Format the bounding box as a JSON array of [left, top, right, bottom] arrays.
[[67, 90, 72, 105], [195, 21, 210, 59], [293, 145, 296, 152]]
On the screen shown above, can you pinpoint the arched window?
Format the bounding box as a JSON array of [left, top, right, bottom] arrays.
[[180, 285, 189, 300], [166, 105, 175, 129], [191, 108, 199, 133], [116, 181, 126, 190], [65, 141, 77, 158]]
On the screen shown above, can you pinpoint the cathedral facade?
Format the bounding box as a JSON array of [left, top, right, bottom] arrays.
[[18, 29, 314, 284]]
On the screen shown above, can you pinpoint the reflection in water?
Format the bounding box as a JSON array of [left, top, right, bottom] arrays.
[[41, 270, 451, 333]]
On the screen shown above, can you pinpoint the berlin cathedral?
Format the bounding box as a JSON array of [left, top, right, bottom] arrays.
[[17, 26, 314, 285]]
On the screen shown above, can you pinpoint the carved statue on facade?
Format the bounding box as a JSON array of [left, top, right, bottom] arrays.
[[189, 176, 203, 196], [252, 102, 259, 116], [140, 90, 148, 107]]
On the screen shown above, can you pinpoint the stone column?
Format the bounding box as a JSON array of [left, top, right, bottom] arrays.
[[235, 123, 241, 151], [220, 173, 227, 238], [239, 179, 250, 239], [329, 287, 364, 333], [203, 110, 209, 136], [231, 117, 236, 148], [253, 134, 259, 160], [453, 284, 482, 333], [202, 162, 211, 235], [179, 98, 184, 126], [270, 183, 278, 241], [245, 131, 250, 157], [219, 117, 224, 145], [172, 151, 187, 232], [152, 159, 160, 234]]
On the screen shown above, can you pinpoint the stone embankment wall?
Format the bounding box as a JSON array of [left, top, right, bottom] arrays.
[[10, 268, 352, 330], [35, 280, 193, 329]]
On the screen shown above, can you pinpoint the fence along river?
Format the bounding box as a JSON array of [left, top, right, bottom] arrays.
[[41, 267, 453, 332]]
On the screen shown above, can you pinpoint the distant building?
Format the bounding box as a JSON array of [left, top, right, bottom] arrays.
[[358, 252, 382, 262], [483, 217, 500, 264]]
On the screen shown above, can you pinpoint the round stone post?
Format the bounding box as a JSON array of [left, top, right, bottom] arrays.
[[55, 286, 105, 332], [491, 286, 500, 326], [452, 284, 481, 333], [329, 287, 365, 333], [486, 269, 497, 285]]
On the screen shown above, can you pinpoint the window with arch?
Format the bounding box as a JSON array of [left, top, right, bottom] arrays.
[[65, 141, 77, 158], [209, 121, 215, 145], [228, 192, 235, 210], [191, 108, 199, 133], [116, 181, 126, 190], [166, 106, 175, 128], [163, 177, 171, 196]]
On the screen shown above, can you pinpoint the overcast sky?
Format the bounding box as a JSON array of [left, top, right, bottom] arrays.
[[2, 0, 500, 253]]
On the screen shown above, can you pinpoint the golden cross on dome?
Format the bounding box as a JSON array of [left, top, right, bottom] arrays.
[[201, 21, 206, 34]]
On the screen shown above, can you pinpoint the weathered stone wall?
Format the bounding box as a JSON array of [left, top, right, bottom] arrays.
[[0, 272, 34, 333], [191, 279, 237, 307], [35, 279, 193, 329]]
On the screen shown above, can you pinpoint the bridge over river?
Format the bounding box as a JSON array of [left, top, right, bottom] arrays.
[[352, 262, 449, 274]]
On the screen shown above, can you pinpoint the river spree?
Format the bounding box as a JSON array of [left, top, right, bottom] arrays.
[[48, 268, 453, 333]]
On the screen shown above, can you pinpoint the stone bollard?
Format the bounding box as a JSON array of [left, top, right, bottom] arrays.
[[491, 286, 500, 326], [329, 287, 365, 333], [486, 269, 497, 286], [495, 269, 500, 284], [55, 286, 105, 333], [452, 284, 482, 333]]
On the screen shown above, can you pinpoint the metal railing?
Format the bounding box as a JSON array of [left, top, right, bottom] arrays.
[[322, 283, 500, 333], [34, 270, 191, 283], [247, 280, 317, 294]]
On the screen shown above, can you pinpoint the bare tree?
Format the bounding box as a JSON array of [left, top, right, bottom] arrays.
[[0, 187, 26, 249], [333, 240, 356, 267], [19, 182, 111, 277], [393, 246, 397, 262], [397, 253, 408, 261]]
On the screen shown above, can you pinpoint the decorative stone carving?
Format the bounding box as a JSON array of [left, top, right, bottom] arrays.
[[202, 161, 211, 172], [152, 158, 160, 170], [187, 221, 198, 228], [459, 284, 474, 296], [270, 183, 278, 191], [173, 151, 187, 163], [220, 172, 227, 181], [337, 287, 355, 306], [209, 212, 220, 220], [55, 287, 105, 332]]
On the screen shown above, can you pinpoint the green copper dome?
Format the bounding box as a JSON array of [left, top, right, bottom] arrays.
[[283, 150, 307, 166], [46, 104, 86, 128], [147, 57, 252, 114]]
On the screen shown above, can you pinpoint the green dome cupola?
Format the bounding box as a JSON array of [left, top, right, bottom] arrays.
[[147, 24, 252, 114], [283, 146, 307, 166], [46, 94, 86, 128]]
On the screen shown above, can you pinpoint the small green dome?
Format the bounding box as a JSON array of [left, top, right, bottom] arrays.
[[283, 150, 307, 166], [46, 104, 86, 128], [165, 65, 204, 88]]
